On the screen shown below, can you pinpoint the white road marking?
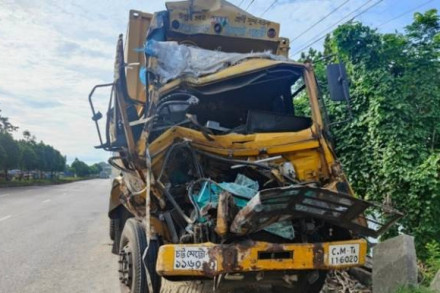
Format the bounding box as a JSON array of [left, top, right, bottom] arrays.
[[0, 193, 10, 198], [42, 199, 51, 203], [0, 215, 11, 222]]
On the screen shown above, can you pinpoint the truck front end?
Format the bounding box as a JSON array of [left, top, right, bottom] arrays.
[[88, 1, 402, 292]]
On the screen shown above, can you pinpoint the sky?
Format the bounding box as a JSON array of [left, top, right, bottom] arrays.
[[0, 0, 438, 165]]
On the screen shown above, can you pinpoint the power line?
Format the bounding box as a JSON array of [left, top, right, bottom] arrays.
[[291, 0, 352, 42], [291, 0, 384, 58], [245, 0, 256, 11], [238, 0, 246, 8], [291, 0, 377, 57], [261, 0, 278, 17], [377, 0, 434, 28], [350, 0, 384, 21]]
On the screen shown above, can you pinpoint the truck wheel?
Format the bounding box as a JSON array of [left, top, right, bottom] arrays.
[[110, 218, 118, 241], [272, 271, 327, 293], [119, 219, 148, 293]]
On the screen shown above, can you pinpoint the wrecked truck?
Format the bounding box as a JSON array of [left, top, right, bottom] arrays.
[[88, 1, 403, 292]]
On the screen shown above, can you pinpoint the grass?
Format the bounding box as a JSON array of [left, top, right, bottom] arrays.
[[0, 177, 91, 187], [394, 286, 434, 293]]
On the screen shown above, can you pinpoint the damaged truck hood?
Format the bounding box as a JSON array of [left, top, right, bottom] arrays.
[[147, 126, 403, 239], [149, 125, 325, 182]]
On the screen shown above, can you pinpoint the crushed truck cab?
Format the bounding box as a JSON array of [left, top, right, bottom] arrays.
[[88, 1, 403, 292]]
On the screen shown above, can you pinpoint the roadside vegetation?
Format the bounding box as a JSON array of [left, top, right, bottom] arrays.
[[0, 177, 87, 187], [0, 109, 109, 186], [394, 286, 434, 293], [0, 110, 65, 179], [298, 9, 440, 284]]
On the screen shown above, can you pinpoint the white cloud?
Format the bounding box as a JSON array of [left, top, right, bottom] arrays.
[[0, 0, 166, 164]]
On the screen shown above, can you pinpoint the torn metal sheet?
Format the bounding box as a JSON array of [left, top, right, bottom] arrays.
[[230, 186, 403, 238], [192, 175, 259, 210], [192, 175, 296, 240], [145, 40, 286, 83]]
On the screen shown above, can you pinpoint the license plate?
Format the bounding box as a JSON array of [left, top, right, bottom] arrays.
[[328, 244, 360, 266], [174, 247, 216, 270]]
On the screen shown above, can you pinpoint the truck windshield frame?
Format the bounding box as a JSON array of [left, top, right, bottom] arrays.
[[151, 63, 321, 136]]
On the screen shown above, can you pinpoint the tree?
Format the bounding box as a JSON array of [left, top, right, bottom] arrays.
[[299, 9, 440, 259], [0, 132, 21, 179], [22, 130, 36, 143], [0, 145, 6, 174], [71, 158, 90, 177], [0, 109, 18, 134], [19, 142, 38, 178], [89, 163, 103, 175], [34, 142, 47, 177], [0, 111, 67, 181]]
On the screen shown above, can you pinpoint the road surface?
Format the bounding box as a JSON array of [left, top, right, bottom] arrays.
[[0, 180, 285, 293], [0, 179, 119, 293]]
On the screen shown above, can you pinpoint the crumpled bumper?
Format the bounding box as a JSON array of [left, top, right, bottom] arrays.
[[156, 239, 367, 277]]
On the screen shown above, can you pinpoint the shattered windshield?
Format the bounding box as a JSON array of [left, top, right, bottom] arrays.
[[151, 65, 313, 137]]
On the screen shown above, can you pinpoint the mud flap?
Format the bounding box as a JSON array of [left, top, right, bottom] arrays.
[[230, 186, 403, 238], [143, 239, 162, 293]]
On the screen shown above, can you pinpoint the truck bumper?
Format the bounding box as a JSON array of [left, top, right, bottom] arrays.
[[156, 239, 367, 277]]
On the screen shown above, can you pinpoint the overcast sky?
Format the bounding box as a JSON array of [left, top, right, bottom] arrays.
[[0, 0, 438, 164]]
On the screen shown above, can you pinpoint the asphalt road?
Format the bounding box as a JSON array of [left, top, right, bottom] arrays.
[[0, 179, 119, 293]]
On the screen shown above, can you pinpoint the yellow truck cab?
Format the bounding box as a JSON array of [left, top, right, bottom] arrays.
[[88, 1, 402, 292]]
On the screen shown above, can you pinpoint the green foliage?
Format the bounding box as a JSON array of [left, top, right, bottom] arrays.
[[89, 163, 103, 175], [0, 112, 66, 179], [422, 241, 440, 285], [0, 109, 18, 134], [71, 158, 91, 177], [293, 95, 311, 117], [0, 145, 5, 167], [394, 286, 434, 293], [300, 10, 440, 259], [19, 142, 38, 171], [22, 130, 36, 142], [70, 159, 105, 177], [0, 176, 89, 187], [0, 132, 20, 176]]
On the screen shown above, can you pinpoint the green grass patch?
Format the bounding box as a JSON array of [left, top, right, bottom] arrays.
[[0, 177, 92, 187], [394, 286, 434, 293]]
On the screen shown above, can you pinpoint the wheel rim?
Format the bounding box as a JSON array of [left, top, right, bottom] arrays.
[[119, 244, 133, 291]]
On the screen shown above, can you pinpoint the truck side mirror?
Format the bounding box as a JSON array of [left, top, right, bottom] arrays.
[[326, 63, 350, 102]]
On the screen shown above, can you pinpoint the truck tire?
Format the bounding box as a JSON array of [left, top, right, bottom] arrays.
[[272, 271, 327, 293], [119, 219, 148, 293], [110, 218, 118, 241]]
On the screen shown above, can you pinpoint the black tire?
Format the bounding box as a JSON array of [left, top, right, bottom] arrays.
[[119, 219, 148, 293], [110, 218, 118, 241], [272, 271, 327, 293]]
